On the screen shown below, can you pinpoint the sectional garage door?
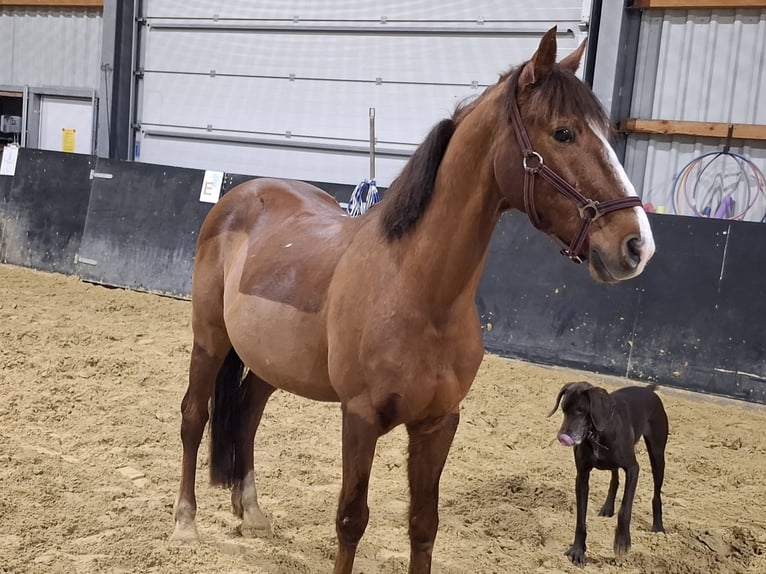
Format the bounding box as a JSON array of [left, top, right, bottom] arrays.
[[136, 1, 590, 186]]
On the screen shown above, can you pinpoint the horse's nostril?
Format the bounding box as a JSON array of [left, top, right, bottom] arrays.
[[625, 237, 643, 268]]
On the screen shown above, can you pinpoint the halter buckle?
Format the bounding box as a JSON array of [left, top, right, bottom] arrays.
[[578, 200, 601, 221], [560, 248, 584, 264], [522, 150, 543, 173]]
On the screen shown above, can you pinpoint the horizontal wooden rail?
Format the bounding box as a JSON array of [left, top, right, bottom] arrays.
[[0, 0, 103, 7], [631, 0, 766, 8], [621, 119, 766, 142]]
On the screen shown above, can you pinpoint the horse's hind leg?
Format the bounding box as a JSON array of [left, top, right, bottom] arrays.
[[406, 409, 460, 574], [171, 339, 230, 542], [231, 371, 276, 537]]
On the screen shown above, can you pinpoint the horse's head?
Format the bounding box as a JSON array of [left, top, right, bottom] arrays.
[[493, 27, 655, 283]]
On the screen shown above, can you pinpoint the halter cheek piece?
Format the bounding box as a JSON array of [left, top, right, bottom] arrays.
[[508, 80, 643, 264]]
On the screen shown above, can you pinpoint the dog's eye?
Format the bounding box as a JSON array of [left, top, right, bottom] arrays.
[[553, 128, 575, 143]]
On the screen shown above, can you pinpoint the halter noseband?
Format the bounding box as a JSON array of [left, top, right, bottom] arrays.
[[508, 77, 643, 264]]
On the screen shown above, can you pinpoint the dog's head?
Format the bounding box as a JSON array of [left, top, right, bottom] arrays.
[[548, 381, 615, 446]]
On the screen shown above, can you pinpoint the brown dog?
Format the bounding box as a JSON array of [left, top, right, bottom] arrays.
[[549, 381, 668, 565]]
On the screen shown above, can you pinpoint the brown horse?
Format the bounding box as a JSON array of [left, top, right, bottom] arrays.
[[171, 28, 655, 574]]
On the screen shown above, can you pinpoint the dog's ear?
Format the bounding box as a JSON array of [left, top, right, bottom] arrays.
[[587, 387, 615, 432], [548, 383, 573, 417]]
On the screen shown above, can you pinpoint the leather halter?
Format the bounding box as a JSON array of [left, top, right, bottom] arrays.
[[508, 78, 643, 264]]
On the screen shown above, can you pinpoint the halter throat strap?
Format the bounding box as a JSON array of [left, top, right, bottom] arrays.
[[508, 77, 643, 264]]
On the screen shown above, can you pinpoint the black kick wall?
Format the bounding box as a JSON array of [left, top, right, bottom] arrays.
[[75, 159, 212, 297], [0, 149, 763, 404], [0, 149, 94, 275], [478, 211, 766, 404]]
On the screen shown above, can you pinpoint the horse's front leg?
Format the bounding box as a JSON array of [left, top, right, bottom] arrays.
[[231, 372, 276, 537], [333, 400, 381, 574], [406, 409, 460, 574]]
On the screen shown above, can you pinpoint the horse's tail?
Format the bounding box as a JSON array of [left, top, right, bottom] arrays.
[[209, 347, 246, 488]]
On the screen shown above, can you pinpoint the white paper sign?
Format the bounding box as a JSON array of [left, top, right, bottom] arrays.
[[0, 144, 19, 177], [200, 170, 224, 203]]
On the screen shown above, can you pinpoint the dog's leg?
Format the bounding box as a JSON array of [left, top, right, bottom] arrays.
[[645, 433, 666, 533], [614, 463, 639, 557], [598, 470, 619, 517], [565, 467, 591, 565]]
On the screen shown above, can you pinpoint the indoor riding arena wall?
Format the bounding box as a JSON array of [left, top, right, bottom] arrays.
[[1, 149, 763, 405], [2, 149, 766, 574]]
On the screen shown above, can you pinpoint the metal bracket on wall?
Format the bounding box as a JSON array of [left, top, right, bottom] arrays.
[[89, 169, 113, 180], [723, 124, 734, 153], [74, 253, 98, 266]]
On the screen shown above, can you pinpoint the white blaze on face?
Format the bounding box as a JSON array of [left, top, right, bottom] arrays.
[[592, 124, 656, 271]]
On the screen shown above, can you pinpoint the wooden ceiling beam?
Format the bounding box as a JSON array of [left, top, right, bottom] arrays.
[[0, 1, 103, 7], [631, 0, 766, 9], [621, 118, 766, 141]]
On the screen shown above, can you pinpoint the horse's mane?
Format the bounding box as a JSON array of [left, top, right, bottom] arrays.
[[379, 118, 456, 240], [378, 62, 610, 241]]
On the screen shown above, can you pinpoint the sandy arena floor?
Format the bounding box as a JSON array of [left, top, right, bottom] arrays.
[[0, 263, 764, 574]]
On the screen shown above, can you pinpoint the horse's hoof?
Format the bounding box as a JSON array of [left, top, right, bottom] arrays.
[[239, 508, 272, 538], [170, 522, 200, 544]]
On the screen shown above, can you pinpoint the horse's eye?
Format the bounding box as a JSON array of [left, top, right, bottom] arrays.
[[553, 128, 575, 143]]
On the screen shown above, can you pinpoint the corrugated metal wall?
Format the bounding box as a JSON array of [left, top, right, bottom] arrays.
[[136, 0, 588, 186], [626, 8, 766, 222], [0, 7, 103, 89]]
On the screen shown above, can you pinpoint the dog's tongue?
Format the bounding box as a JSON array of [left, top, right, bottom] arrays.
[[558, 433, 575, 447]]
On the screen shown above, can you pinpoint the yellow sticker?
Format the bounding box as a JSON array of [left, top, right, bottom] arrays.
[[62, 128, 76, 153]]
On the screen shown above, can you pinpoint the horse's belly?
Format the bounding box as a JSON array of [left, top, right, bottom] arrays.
[[225, 293, 337, 402]]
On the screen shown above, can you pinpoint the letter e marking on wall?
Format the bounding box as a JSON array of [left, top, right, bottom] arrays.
[[200, 170, 223, 203]]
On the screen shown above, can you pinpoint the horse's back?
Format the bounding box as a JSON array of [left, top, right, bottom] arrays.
[[194, 177, 363, 307], [198, 177, 343, 243]]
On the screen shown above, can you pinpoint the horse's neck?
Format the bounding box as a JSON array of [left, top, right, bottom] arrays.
[[400, 108, 505, 309]]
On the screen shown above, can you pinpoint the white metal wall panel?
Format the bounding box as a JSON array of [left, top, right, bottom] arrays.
[[144, 32, 554, 86], [139, 136, 410, 188], [144, 0, 583, 24], [651, 10, 766, 124], [139, 34, 577, 145], [626, 8, 766, 222], [137, 0, 587, 186], [141, 76, 468, 146], [0, 8, 102, 89]]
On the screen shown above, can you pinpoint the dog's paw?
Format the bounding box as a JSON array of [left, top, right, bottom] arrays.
[[614, 531, 631, 557], [565, 545, 587, 566], [598, 505, 614, 517], [651, 522, 665, 533]]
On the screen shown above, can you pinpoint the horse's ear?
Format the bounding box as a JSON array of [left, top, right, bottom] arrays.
[[559, 37, 587, 73], [518, 26, 558, 90]]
